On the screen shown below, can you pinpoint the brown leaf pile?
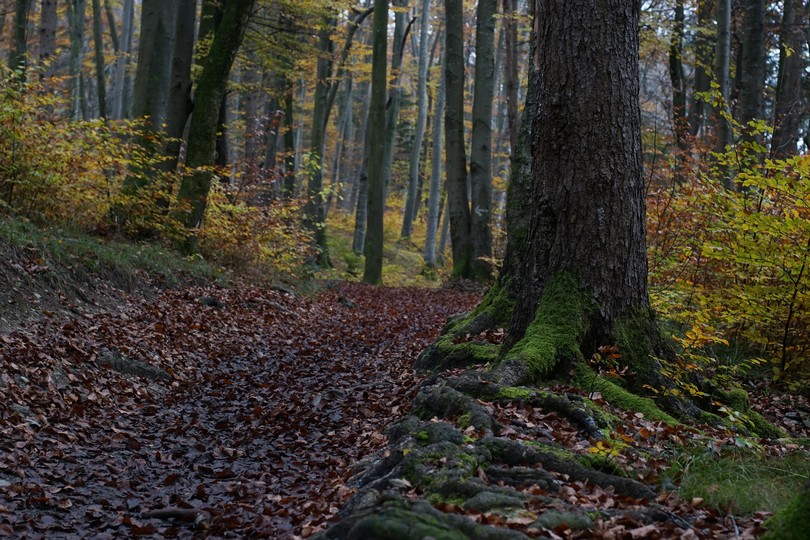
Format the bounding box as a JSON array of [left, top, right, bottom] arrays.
[[0, 283, 479, 537]]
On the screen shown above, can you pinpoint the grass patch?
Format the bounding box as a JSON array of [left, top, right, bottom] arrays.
[[675, 450, 810, 514], [0, 216, 225, 288]]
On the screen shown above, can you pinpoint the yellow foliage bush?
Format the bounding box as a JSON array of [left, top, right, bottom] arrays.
[[648, 135, 810, 389]]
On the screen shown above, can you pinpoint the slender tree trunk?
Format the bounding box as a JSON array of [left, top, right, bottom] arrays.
[[112, 0, 133, 119], [687, 0, 714, 138], [346, 79, 372, 212], [402, 0, 431, 239], [423, 48, 445, 267], [335, 82, 356, 209], [38, 0, 56, 75], [437, 195, 449, 265], [327, 74, 353, 216], [771, 0, 804, 158], [738, 0, 765, 138], [381, 0, 409, 195], [668, 0, 687, 158], [177, 0, 255, 242], [469, 0, 496, 280], [242, 49, 262, 185], [91, 0, 107, 118], [362, 0, 389, 284], [304, 20, 335, 265], [714, 0, 734, 188], [67, 0, 87, 117], [444, 0, 473, 278], [161, 0, 196, 172], [502, 0, 518, 152], [282, 76, 296, 198], [103, 0, 118, 49], [8, 0, 30, 76]]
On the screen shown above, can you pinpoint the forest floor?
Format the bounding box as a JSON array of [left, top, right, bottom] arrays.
[[1, 239, 809, 538]]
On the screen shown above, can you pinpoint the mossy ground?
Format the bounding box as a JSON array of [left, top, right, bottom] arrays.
[[673, 449, 810, 515]]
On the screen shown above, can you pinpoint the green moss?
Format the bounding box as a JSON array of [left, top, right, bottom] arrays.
[[457, 413, 473, 430], [525, 441, 578, 461], [715, 387, 751, 412], [574, 364, 678, 425], [426, 493, 467, 506], [611, 310, 670, 385], [745, 409, 785, 439], [415, 431, 430, 443], [764, 485, 810, 540], [500, 273, 588, 381], [496, 386, 534, 400], [713, 387, 784, 438]]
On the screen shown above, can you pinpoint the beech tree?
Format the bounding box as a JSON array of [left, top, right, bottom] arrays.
[[420, 0, 703, 419]]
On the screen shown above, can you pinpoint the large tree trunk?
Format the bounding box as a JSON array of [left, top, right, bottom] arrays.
[[444, 0, 473, 279], [738, 0, 765, 138], [380, 0, 409, 196], [501, 0, 519, 155], [176, 0, 255, 242], [402, 0, 431, 239], [469, 0, 496, 280], [362, 0, 389, 284], [771, 0, 805, 159], [161, 0, 196, 172]]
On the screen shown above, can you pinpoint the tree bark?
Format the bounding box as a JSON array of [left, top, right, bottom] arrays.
[[687, 0, 714, 138], [381, 0, 410, 196], [668, 0, 687, 157], [423, 46, 445, 267], [713, 0, 733, 188], [362, 0, 389, 284], [112, 0, 134, 119], [402, 0, 431, 239], [469, 0, 496, 280], [502, 0, 519, 153], [131, 0, 176, 132], [304, 19, 335, 265], [738, 0, 765, 137], [444, 0, 473, 279], [8, 0, 30, 77], [509, 0, 649, 352], [177, 0, 255, 240], [771, 0, 805, 158], [38, 0, 56, 75], [161, 0, 197, 172], [91, 0, 107, 118]]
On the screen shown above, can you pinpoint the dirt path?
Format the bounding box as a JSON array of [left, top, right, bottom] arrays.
[[0, 283, 479, 538]]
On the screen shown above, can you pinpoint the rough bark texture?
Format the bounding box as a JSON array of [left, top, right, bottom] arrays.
[[469, 0, 496, 280], [177, 0, 255, 236], [131, 0, 175, 131], [509, 0, 648, 348], [444, 0, 473, 279], [771, 0, 805, 158], [502, 0, 519, 159], [381, 0, 408, 195], [362, 0, 389, 284], [112, 0, 134, 119]]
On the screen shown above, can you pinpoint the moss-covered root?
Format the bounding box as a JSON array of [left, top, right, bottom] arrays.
[[318, 495, 529, 540], [416, 283, 514, 372], [480, 436, 656, 500], [763, 480, 810, 540], [494, 274, 588, 387], [413, 383, 499, 433], [442, 372, 608, 440]]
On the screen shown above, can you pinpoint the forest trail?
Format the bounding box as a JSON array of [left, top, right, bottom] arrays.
[[0, 282, 479, 538]]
